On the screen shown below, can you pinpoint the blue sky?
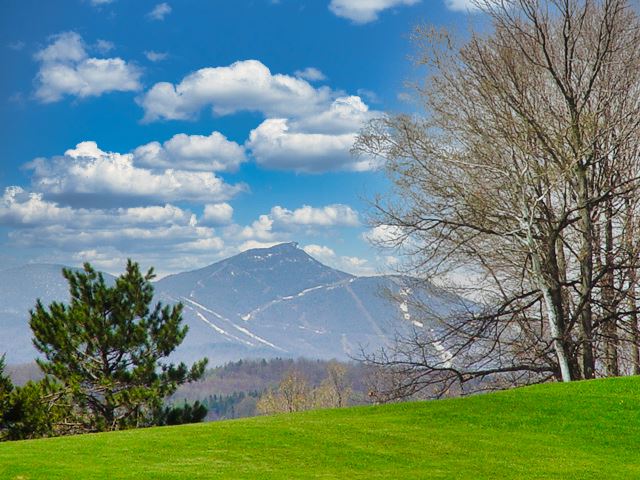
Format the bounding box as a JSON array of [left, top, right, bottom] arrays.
[[0, 0, 479, 277]]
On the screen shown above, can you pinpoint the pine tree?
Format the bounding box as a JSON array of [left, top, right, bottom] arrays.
[[29, 260, 207, 432], [1, 355, 68, 441]]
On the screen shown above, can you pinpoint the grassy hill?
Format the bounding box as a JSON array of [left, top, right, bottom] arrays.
[[1, 377, 640, 479]]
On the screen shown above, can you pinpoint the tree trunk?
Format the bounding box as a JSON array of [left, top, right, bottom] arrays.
[[576, 166, 596, 379], [603, 198, 619, 376]]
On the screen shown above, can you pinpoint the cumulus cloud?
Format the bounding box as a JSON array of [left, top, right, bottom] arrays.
[[0, 187, 196, 230], [0, 184, 370, 277], [0, 184, 229, 276], [224, 204, 360, 254], [271, 204, 360, 227], [26, 141, 244, 206], [303, 244, 336, 261], [294, 67, 327, 82], [133, 131, 246, 172], [362, 224, 406, 246], [34, 32, 141, 103], [303, 244, 375, 276], [292, 95, 375, 135], [237, 214, 276, 242], [4, 196, 224, 271], [246, 96, 379, 172], [0, 186, 74, 226], [138, 59, 332, 122], [139, 60, 380, 173], [247, 119, 359, 173], [329, 0, 420, 24], [148, 2, 172, 20], [145, 50, 168, 62], [201, 203, 234, 225]]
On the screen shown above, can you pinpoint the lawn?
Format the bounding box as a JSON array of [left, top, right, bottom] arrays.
[[1, 377, 639, 479]]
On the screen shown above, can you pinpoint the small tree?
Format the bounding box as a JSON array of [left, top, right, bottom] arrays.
[[256, 369, 312, 415], [29, 260, 207, 432], [314, 361, 351, 408]]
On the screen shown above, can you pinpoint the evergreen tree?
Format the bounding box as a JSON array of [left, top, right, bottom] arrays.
[[0, 354, 13, 436], [0, 355, 11, 403], [155, 400, 208, 426], [1, 378, 69, 441], [29, 260, 207, 432], [1, 355, 69, 441]]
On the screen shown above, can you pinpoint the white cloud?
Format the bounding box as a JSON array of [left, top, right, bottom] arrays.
[[8, 208, 219, 252], [302, 244, 336, 261], [0, 185, 372, 277], [271, 204, 360, 227], [90, 0, 114, 5], [223, 204, 359, 256], [66, 245, 225, 278], [0, 187, 196, 230], [95, 39, 114, 54], [202, 203, 234, 225], [362, 224, 406, 246], [294, 67, 327, 82], [292, 95, 375, 135], [145, 50, 168, 62], [148, 2, 172, 20], [175, 236, 224, 251], [247, 119, 359, 173], [329, 0, 420, 24], [444, 0, 481, 11], [133, 131, 246, 172], [0, 185, 230, 276], [139, 61, 381, 173], [26, 141, 244, 205], [34, 32, 141, 103], [0, 187, 74, 226], [303, 244, 376, 276], [246, 96, 380, 173], [238, 214, 276, 242], [139, 59, 332, 122]]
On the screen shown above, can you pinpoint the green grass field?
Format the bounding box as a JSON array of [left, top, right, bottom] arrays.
[[1, 377, 639, 479]]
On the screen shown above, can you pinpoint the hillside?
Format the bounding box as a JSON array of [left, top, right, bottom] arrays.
[[2, 377, 639, 479]]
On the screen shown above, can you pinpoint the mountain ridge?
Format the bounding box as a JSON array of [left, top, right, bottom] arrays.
[[0, 243, 459, 365]]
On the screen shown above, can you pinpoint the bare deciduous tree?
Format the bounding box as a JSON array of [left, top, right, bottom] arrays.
[[355, 0, 640, 399]]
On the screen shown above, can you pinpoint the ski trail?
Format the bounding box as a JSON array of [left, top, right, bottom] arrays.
[[240, 280, 351, 321], [182, 297, 285, 351], [182, 303, 255, 346], [432, 340, 453, 368], [344, 284, 387, 339]]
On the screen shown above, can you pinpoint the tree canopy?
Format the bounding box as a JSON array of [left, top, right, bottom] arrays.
[[29, 260, 207, 432]]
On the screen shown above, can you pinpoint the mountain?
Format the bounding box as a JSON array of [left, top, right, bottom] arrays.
[[0, 243, 462, 365], [154, 242, 460, 364]]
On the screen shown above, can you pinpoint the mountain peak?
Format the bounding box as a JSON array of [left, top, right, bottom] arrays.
[[236, 242, 304, 261]]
